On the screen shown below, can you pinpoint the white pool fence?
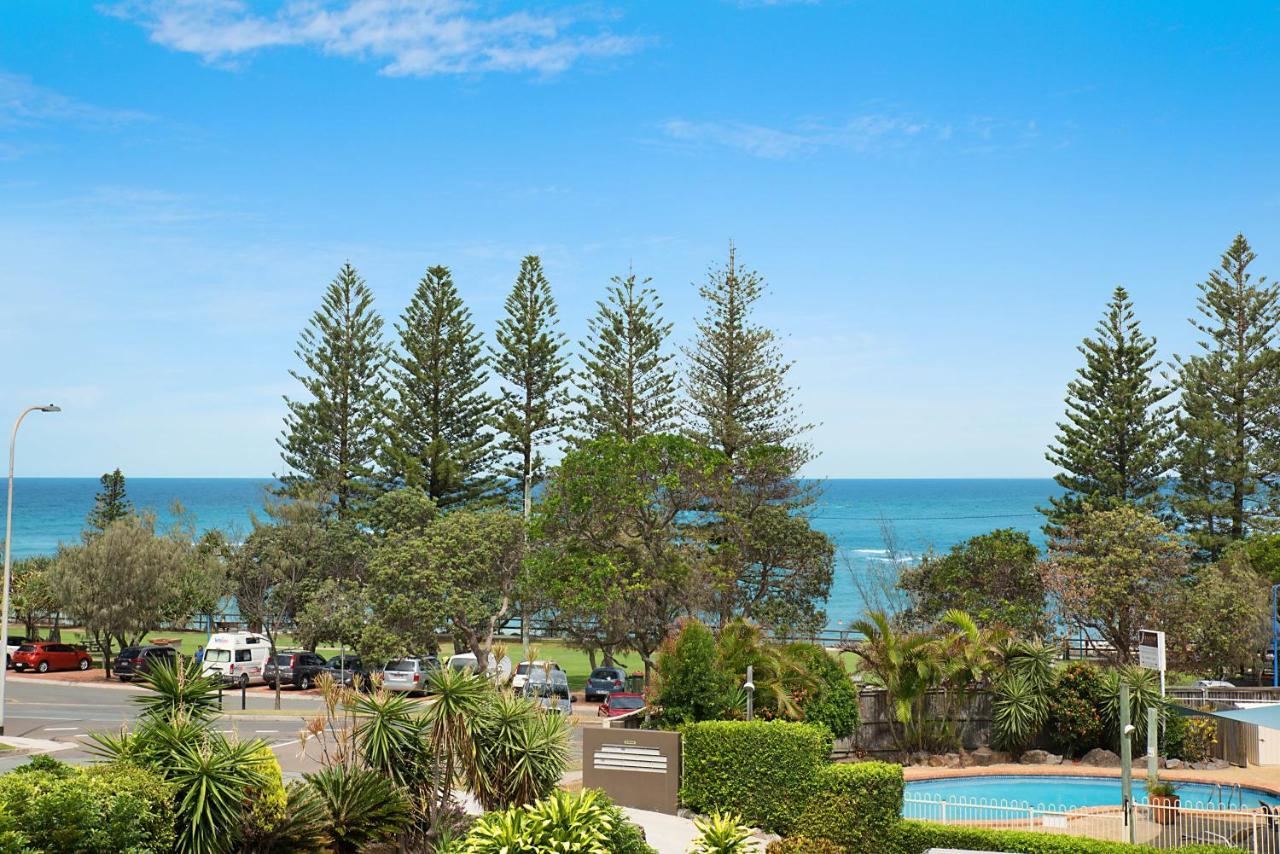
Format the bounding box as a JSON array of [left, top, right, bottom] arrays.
[[904, 793, 1280, 852]]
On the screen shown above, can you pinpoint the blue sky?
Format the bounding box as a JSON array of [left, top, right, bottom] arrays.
[[2, 1, 1278, 478]]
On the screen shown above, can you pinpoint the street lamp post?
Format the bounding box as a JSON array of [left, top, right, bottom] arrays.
[[0, 405, 61, 736]]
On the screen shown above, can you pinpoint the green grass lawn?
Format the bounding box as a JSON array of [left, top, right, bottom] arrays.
[[10, 626, 644, 692]]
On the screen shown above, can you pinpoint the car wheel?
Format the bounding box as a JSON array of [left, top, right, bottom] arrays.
[[238, 674, 250, 689], [36, 661, 49, 674], [79, 658, 90, 671], [299, 675, 312, 690]]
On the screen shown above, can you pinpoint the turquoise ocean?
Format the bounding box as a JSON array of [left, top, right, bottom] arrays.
[[5, 478, 1059, 627]]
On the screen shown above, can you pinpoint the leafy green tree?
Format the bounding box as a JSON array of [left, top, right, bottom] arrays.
[[1042, 504, 1187, 664], [573, 271, 679, 443], [684, 243, 810, 466], [383, 266, 499, 508], [366, 509, 525, 667], [1045, 662, 1106, 758], [49, 513, 195, 678], [1240, 532, 1280, 581], [655, 618, 730, 724], [531, 434, 721, 679], [897, 529, 1046, 635], [10, 556, 56, 639], [280, 262, 389, 518], [1042, 286, 1174, 534], [1172, 548, 1269, 678], [1174, 234, 1280, 554], [782, 642, 860, 740], [491, 255, 569, 520], [85, 468, 131, 537], [715, 619, 818, 722]]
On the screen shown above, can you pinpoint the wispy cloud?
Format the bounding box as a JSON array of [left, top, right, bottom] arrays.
[[659, 113, 1043, 159], [104, 0, 645, 76], [0, 72, 151, 129]]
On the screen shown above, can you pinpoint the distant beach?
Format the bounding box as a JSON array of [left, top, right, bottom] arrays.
[[6, 477, 1059, 626]]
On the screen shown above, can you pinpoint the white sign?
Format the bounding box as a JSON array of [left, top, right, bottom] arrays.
[[1138, 629, 1166, 672]]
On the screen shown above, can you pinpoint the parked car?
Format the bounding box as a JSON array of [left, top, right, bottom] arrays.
[[113, 645, 178, 681], [11, 642, 92, 674], [202, 631, 271, 688], [512, 660, 563, 691], [5, 636, 28, 669], [597, 692, 646, 718], [382, 657, 439, 694], [523, 668, 572, 714], [584, 666, 627, 702], [323, 654, 372, 690], [263, 650, 328, 690], [1191, 679, 1236, 689], [447, 652, 512, 682]]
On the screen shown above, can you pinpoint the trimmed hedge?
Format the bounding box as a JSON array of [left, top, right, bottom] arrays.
[[890, 821, 1236, 854], [796, 762, 902, 851], [766, 837, 843, 853], [681, 720, 833, 834]]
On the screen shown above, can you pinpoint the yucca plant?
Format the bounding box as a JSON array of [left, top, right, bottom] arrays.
[[689, 811, 759, 854], [240, 781, 328, 854], [1001, 638, 1057, 693], [990, 671, 1049, 753], [348, 688, 430, 787], [168, 734, 272, 854], [466, 691, 570, 810], [1102, 665, 1165, 745], [420, 665, 489, 819], [304, 765, 411, 854], [135, 655, 223, 722]]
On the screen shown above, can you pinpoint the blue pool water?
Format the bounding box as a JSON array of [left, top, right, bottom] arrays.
[[905, 775, 1280, 810]]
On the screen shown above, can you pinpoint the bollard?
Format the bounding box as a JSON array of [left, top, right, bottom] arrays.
[[218, 681, 223, 711], [241, 682, 247, 711]]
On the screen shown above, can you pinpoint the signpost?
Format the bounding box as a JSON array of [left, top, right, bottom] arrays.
[[1138, 629, 1166, 696]]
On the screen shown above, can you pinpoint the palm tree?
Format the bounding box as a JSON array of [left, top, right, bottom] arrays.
[[716, 619, 818, 720], [844, 610, 937, 756]]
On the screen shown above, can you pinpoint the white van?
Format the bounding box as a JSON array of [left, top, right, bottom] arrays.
[[447, 651, 512, 683], [202, 631, 271, 687]]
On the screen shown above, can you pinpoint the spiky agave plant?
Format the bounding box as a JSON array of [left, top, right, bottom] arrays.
[[303, 765, 410, 854], [465, 691, 570, 810], [134, 655, 223, 722], [689, 811, 759, 854]]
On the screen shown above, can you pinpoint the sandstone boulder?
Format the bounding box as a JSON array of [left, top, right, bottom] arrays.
[[1080, 748, 1121, 767], [1019, 749, 1063, 765]]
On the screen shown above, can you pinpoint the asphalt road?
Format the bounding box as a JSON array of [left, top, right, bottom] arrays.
[[0, 674, 587, 776]]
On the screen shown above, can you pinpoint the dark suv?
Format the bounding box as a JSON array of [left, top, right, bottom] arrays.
[[323, 654, 373, 690], [263, 650, 328, 690], [113, 645, 178, 681]]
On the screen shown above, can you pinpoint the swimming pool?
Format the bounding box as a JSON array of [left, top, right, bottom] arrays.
[[904, 775, 1280, 812]]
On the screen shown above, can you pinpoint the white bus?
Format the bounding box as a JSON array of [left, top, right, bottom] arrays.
[[202, 631, 271, 687]]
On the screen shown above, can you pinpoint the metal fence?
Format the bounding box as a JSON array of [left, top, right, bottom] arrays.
[[904, 794, 1280, 852]]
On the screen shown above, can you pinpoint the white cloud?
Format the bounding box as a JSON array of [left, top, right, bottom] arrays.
[[0, 73, 150, 129], [660, 114, 932, 159], [659, 113, 1046, 159], [104, 0, 644, 76]]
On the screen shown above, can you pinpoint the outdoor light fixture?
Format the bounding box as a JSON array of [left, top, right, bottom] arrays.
[[0, 405, 62, 736]]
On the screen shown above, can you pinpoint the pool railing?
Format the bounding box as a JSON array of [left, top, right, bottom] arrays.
[[904, 793, 1280, 852]]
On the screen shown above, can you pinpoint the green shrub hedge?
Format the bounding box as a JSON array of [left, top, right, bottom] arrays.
[[796, 762, 902, 851], [765, 836, 843, 853], [680, 720, 832, 834], [0, 757, 175, 853], [890, 821, 1235, 854]]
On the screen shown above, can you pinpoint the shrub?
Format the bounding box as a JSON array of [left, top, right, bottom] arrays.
[[0, 759, 176, 853], [890, 821, 1233, 854], [1101, 666, 1165, 746], [305, 765, 410, 854], [784, 643, 860, 740], [765, 838, 842, 854], [461, 788, 620, 854], [689, 811, 759, 854], [681, 720, 832, 834], [242, 745, 289, 842], [1183, 716, 1218, 763], [657, 618, 732, 724], [991, 671, 1049, 753], [1046, 662, 1106, 757], [796, 762, 902, 852]]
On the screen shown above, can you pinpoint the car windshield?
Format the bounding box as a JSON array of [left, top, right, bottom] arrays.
[[517, 663, 529, 675], [16, 645, 35, 653], [272, 654, 293, 665], [385, 660, 415, 673], [610, 696, 644, 710], [204, 649, 231, 663]]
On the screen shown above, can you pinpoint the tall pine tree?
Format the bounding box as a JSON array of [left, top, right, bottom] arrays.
[[1174, 234, 1280, 553], [1041, 286, 1175, 535], [491, 255, 569, 520], [683, 242, 811, 467], [573, 271, 678, 443], [279, 262, 389, 518], [383, 266, 499, 508], [85, 468, 131, 537]]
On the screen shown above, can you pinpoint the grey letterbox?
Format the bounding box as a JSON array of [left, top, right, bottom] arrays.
[[581, 728, 681, 814]]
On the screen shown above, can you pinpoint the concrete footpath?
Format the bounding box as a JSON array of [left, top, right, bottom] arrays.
[[622, 808, 701, 854]]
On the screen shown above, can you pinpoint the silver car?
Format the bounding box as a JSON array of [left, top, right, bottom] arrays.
[[523, 669, 572, 714], [381, 656, 438, 694]]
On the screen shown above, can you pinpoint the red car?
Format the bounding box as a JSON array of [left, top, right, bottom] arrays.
[[11, 643, 93, 674], [597, 692, 646, 717]]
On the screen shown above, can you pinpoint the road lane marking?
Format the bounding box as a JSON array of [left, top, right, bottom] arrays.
[[254, 729, 279, 734], [43, 727, 79, 731]]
